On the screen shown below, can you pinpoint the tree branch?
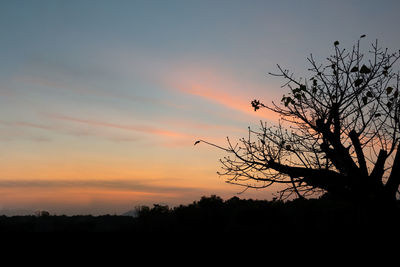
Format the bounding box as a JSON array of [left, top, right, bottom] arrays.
[[267, 160, 349, 195], [349, 130, 368, 176]]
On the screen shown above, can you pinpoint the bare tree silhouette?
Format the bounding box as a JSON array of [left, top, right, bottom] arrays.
[[197, 36, 400, 204]]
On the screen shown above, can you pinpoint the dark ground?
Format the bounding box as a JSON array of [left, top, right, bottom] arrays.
[[1, 195, 399, 233]]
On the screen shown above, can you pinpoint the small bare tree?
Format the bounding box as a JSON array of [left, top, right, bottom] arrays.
[[197, 36, 400, 203]]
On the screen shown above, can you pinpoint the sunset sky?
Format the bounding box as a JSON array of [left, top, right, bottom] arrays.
[[1, 0, 399, 215]]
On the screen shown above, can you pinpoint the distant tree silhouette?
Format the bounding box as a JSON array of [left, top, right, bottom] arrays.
[[35, 210, 50, 217], [0, 196, 380, 232], [197, 36, 400, 204]]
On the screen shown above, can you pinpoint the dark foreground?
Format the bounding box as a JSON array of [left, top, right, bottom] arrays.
[[1, 195, 399, 233]]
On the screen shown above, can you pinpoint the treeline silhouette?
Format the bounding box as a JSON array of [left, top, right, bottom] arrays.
[[0, 195, 399, 233]]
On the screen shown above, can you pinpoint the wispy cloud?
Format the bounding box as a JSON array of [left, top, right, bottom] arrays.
[[0, 119, 140, 142], [180, 84, 259, 116], [0, 179, 201, 195], [1, 121, 56, 131], [47, 113, 188, 139], [18, 75, 161, 106], [163, 65, 280, 122], [1, 115, 209, 146], [163, 117, 246, 134], [0, 121, 54, 142]]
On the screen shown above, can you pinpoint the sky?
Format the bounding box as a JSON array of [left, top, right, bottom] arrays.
[[0, 0, 399, 215]]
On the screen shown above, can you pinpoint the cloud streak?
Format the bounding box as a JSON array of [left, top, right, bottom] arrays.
[[47, 114, 189, 139], [0, 179, 201, 195], [1, 121, 56, 131], [18, 75, 166, 107], [180, 84, 260, 116], [164, 65, 280, 122]]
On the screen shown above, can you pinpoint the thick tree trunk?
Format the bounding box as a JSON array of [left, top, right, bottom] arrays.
[[267, 144, 399, 204]]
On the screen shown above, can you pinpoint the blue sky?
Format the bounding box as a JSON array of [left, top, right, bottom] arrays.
[[0, 0, 399, 215]]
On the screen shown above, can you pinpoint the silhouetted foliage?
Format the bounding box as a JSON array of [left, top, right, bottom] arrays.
[[1, 195, 399, 233], [197, 36, 400, 206], [35, 210, 50, 217]]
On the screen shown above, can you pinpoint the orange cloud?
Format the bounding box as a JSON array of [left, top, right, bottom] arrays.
[[181, 84, 266, 117], [163, 65, 281, 122]]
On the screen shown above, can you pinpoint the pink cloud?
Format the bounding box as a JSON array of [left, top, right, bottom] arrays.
[[181, 84, 260, 116], [163, 65, 280, 122]]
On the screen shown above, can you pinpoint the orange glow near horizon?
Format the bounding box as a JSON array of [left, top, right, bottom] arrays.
[[0, 61, 285, 215], [0, 63, 284, 215], [0, 186, 189, 215]]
